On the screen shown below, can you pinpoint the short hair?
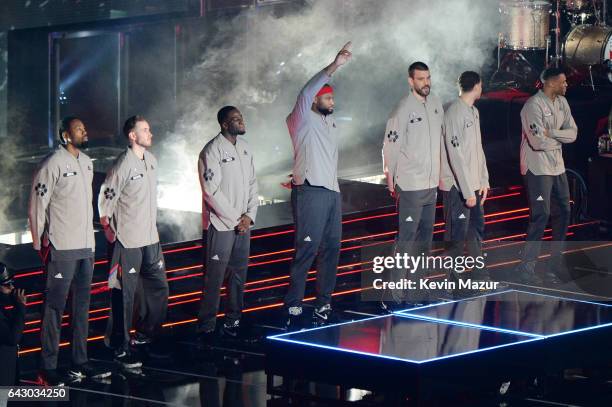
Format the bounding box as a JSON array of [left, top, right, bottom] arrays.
[[123, 115, 147, 139], [541, 67, 565, 82], [58, 116, 80, 141], [408, 61, 429, 78], [217, 106, 238, 126], [458, 71, 481, 92]]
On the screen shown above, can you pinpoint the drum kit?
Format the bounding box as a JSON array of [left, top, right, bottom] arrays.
[[492, 0, 611, 90]]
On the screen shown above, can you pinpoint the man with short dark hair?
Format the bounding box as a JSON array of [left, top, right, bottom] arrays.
[[440, 71, 490, 281], [283, 42, 352, 329], [29, 116, 110, 385], [196, 106, 258, 345], [99, 115, 169, 368], [0, 263, 26, 386], [382, 61, 444, 308], [517, 68, 577, 284]]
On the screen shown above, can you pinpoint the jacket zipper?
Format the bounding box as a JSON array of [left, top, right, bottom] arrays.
[[424, 102, 432, 188]]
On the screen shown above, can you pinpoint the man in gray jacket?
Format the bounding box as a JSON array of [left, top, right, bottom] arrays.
[[517, 68, 577, 284], [197, 106, 258, 345], [284, 42, 352, 329], [99, 115, 169, 368], [29, 116, 110, 385], [382, 61, 444, 308], [440, 71, 490, 280]]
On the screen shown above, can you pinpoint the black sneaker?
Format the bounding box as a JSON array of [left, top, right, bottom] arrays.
[[222, 319, 240, 338], [285, 306, 303, 331], [516, 262, 543, 286], [114, 350, 142, 369], [542, 271, 562, 286], [37, 369, 65, 387], [68, 362, 112, 380], [130, 332, 152, 347], [312, 304, 332, 326], [519, 270, 543, 285]]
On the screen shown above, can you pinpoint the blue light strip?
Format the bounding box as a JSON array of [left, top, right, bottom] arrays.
[[267, 314, 391, 340], [417, 336, 543, 364], [396, 289, 612, 337], [540, 322, 612, 339], [268, 288, 612, 365], [510, 289, 612, 307], [268, 318, 543, 364], [392, 313, 544, 338], [269, 335, 422, 364]]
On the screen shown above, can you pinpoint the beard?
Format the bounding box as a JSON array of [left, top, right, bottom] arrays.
[[74, 139, 89, 149], [228, 127, 246, 136], [228, 124, 246, 136], [317, 107, 334, 116], [414, 85, 431, 98]]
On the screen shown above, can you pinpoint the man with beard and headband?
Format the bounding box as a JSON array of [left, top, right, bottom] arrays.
[[0, 263, 27, 386], [381, 61, 444, 310], [284, 42, 352, 329], [99, 115, 169, 369], [29, 116, 110, 385], [516, 68, 577, 285], [196, 106, 258, 347], [440, 71, 491, 282]]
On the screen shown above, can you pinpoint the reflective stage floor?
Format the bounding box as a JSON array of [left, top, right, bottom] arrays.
[[6, 181, 612, 406], [267, 290, 612, 406]]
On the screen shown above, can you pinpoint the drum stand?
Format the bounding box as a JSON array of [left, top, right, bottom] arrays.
[[491, 47, 543, 90], [491, 34, 550, 90]]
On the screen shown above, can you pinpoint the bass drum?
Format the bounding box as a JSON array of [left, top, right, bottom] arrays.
[[563, 24, 612, 81]]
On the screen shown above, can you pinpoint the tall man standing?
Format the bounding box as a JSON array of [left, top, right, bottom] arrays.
[[29, 116, 110, 385], [517, 68, 577, 284], [284, 42, 352, 328], [382, 62, 444, 308], [440, 71, 490, 280], [99, 115, 169, 368], [196, 106, 258, 344]]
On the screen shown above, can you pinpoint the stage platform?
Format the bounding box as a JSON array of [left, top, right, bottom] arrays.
[[5, 178, 611, 360], [266, 290, 612, 405], [4, 180, 612, 406]]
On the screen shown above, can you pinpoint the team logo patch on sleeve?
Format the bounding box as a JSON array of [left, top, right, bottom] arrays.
[[204, 169, 215, 181], [387, 130, 399, 143], [451, 134, 460, 147], [35, 183, 48, 197], [104, 188, 116, 200]]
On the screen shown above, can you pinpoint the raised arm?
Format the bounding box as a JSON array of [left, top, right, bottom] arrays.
[[286, 42, 352, 132]]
